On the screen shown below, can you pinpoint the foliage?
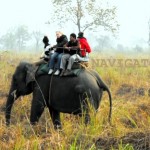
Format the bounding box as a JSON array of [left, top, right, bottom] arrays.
[[0, 26, 44, 51], [15, 25, 30, 51], [0, 31, 16, 50], [49, 0, 119, 33], [32, 31, 43, 51]]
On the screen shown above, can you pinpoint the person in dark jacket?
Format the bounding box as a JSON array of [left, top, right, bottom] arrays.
[[60, 33, 80, 76], [48, 31, 68, 75]]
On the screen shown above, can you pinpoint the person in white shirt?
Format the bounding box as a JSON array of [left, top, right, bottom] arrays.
[[34, 36, 54, 66]]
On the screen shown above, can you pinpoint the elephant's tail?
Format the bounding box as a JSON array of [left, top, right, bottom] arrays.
[[98, 80, 112, 123], [104, 86, 112, 123], [88, 70, 112, 123]]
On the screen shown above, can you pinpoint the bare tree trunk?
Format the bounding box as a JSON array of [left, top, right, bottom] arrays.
[[77, 0, 82, 32], [77, 19, 81, 32]]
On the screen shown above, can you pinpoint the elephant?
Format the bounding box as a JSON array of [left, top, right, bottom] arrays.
[[5, 61, 112, 129]]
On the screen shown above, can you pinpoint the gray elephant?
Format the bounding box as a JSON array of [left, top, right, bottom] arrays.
[[5, 62, 112, 129]]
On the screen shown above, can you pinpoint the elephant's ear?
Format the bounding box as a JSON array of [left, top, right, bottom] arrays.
[[25, 64, 37, 85]]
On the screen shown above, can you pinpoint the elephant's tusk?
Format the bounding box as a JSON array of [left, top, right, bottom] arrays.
[[11, 90, 17, 99]]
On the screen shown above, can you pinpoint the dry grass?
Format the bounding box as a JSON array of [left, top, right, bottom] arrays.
[[0, 51, 150, 149]]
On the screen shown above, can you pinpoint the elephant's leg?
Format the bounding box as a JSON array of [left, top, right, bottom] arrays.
[[81, 95, 91, 125], [30, 88, 46, 125], [83, 105, 90, 125], [49, 107, 62, 130]]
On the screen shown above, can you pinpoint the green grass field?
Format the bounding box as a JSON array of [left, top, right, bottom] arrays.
[[0, 50, 150, 149]]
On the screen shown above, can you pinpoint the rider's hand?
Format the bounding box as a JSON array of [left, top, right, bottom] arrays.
[[67, 47, 71, 51]]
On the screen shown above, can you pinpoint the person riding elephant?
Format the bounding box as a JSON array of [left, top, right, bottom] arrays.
[[48, 31, 68, 75], [5, 61, 112, 129], [77, 32, 91, 58], [60, 33, 80, 76], [34, 36, 54, 66]]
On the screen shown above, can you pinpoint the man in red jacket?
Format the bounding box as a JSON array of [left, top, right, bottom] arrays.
[[63, 32, 92, 76], [78, 32, 91, 57]]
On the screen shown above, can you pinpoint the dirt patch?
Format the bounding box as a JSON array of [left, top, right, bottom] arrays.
[[138, 104, 150, 115], [95, 131, 150, 150], [116, 84, 148, 97]]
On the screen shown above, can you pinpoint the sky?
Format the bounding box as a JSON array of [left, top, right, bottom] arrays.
[[112, 0, 150, 47], [0, 0, 150, 47]]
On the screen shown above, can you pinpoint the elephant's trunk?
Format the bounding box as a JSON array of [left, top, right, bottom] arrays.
[[5, 82, 19, 126], [5, 62, 35, 126]]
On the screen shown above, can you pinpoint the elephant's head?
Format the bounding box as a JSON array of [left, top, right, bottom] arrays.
[[5, 61, 36, 125]]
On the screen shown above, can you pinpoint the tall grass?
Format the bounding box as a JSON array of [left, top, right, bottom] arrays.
[[0, 51, 150, 149]]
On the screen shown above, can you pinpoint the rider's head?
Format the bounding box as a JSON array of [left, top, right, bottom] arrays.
[[42, 36, 49, 44], [78, 32, 84, 38], [56, 31, 63, 38], [70, 33, 76, 41]]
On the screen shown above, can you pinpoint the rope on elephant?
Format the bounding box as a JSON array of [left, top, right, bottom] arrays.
[[48, 73, 54, 105], [28, 66, 48, 107], [79, 61, 92, 71], [33, 78, 47, 107], [28, 64, 47, 107], [33, 77, 53, 121], [79, 62, 89, 68]]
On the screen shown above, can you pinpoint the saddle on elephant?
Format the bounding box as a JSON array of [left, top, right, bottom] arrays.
[[36, 61, 89, 77]]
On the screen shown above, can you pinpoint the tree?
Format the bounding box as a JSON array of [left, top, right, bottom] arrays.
[[32, 31, 43, 51], [49, 0, 119, 33], [134, 45, 143, 53], [15, 25, 30, 51], [95, 35, 112, 51], [0, 32, 16, 50], [116, 44, 124, 51]]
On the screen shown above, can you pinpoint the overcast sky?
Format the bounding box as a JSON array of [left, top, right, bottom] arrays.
[[0, 0, 150, 47]]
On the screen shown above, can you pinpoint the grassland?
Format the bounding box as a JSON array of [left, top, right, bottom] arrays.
[[0, 50, 150, 150]]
